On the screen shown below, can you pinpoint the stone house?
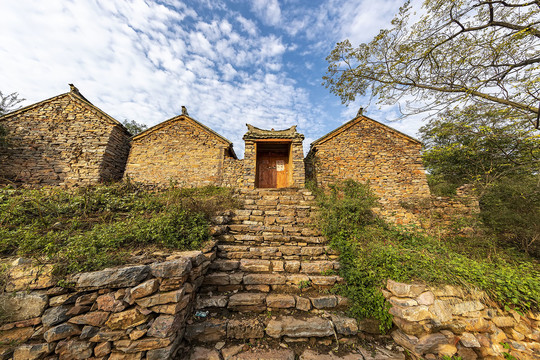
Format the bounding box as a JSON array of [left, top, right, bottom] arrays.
[[0, 85, 131, 186], [124, 108, 237, 187], [0, 86, 431, 218], [305, 111, 431, 223]]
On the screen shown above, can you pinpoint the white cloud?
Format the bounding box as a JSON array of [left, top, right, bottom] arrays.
[[236, 16, 258, 36], [0, 0, 424, 158], [259, 35, 287, 58], [251, 0, 282, 26]]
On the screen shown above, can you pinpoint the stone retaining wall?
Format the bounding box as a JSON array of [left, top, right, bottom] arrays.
[[385, 280, 540, 360], [399, 185, 481, 234], [0, 243, 216, 360]]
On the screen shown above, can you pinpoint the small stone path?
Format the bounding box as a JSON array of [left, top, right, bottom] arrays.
[[184, 188, 404, 359]]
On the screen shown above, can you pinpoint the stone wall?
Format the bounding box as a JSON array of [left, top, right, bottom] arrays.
[[221, 158, 244, 188], [385, 280, 540, 360], [0, 244, 216, 360], [290, 138, 306, 188], [100, 125, 132, 183], [124, 117, 232, 188], [242, 140, 257, 189], [305, 116, 431, 225], [0, 93, 131, 186], [400, 185, 481, 234]]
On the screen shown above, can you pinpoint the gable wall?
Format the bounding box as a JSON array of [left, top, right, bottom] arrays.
[[99, 125, 132, 182], [0, 95, 129, 186], [305, 118, 431, 224], [124, 119, 229, 187]]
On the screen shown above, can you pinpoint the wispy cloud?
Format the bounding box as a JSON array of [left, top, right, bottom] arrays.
[[0, 0, 425, 157], [251, 0, 282, 26]]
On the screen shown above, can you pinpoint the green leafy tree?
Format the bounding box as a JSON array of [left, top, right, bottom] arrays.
[[421, 106, 540, 255], [480, 175, 540, 256], [420, 106, 540, 194], [122, 119, 148, 136], [324, 0, 540, 128]]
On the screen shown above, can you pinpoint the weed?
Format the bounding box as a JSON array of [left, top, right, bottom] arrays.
[[0, 182, 237, 275], [313, 180, 540, 333], [298, 280, 312, 290]]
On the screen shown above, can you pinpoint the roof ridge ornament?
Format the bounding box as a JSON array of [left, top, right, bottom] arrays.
[[243, 124, 303, 140], [68, 83, 92, 105], [69, 83, 79, 93]]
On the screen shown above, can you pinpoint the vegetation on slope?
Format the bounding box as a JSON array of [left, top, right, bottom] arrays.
[[420, 106, 540, 257], [0, 182, 236, 275], [313, 180, 540, 333]]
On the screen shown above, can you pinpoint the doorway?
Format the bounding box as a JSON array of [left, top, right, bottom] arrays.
[[255, 141, 292, 188]]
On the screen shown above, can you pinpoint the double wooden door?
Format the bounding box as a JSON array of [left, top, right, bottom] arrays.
[[257, 154, 290, 188]]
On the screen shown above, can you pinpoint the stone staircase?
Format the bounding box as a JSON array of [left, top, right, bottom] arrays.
[[184, 188, 404, 360]]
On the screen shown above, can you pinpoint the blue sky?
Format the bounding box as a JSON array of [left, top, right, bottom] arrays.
[[0, 0, 423, 157]]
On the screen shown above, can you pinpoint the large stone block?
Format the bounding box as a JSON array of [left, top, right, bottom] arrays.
[[42, 305, 71, 326], [69, 311, 109, 327], [13, 343, 54, 360], [228, 293, 266, 307], [387, 280, 426, 298], [266, 294, 295, 308], [75, 265, 149, 289], [240, 259, 271, 272], [185, 320, 227, 342], [105, 309, 149, 330], [0, 293, 48, 322], [135, 289, 185, 307], [310, 295, 337, 309], [227, 319, 264, 339], [266, 316, 334, 338], [243, 274, 286, 285], [414, 333, 449, 355], [129, 279, 160, 300], [43, 323, 81, 342], [6, 264, 55, 292], [390, 305, 432, 322], [330, 314, 358, 336], [150, 258, 192, 278]]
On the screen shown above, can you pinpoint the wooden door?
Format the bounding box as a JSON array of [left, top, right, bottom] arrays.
[[275, 157, 290, 188], [257, 158, 276, 188], [257, 155, 289, 188]]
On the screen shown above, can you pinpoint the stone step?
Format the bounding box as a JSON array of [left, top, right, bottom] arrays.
[[218, 234, 327, 245], [185, 312, 359, 343], [194, 292, 347, 313], [231, 208, 314, 217], [237, 189, 314, 197], [189, 346, 405, 360], [200, 270, 343, 295], [216, 245, 337, 260], [229, 214, 315, 223], [208, 259, 340, 274], [227, 224, 321, 236]]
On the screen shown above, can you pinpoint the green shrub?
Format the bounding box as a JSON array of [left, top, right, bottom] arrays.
[[0, 183, 235, 274], [314, 180, 540, 333], [480, 175, 540, 257]]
